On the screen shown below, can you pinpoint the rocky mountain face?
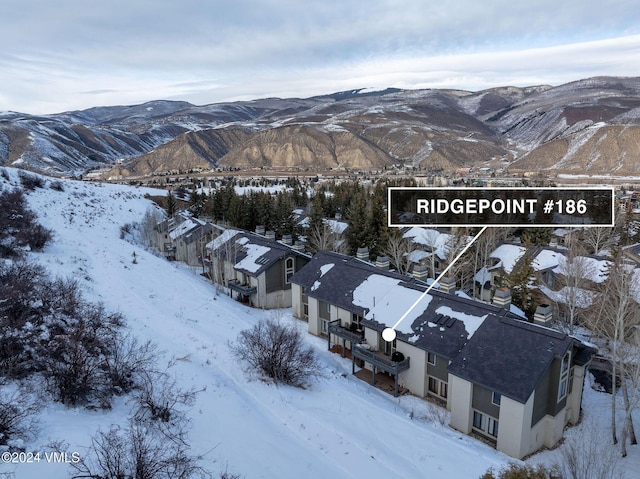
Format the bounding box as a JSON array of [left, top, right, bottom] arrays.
[[2, 77, 640, 177]]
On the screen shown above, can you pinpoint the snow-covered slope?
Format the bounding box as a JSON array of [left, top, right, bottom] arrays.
[[0, 169, 510, 478], [2, 169, 638, 479]]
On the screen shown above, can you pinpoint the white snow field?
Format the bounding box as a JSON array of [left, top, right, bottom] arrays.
[[0, 168, 638, 478]]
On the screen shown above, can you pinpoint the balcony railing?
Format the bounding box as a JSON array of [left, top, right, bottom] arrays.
[[227, 279, 257, 295], [328, 321, 365, 344], [352, 343, 410, 397]]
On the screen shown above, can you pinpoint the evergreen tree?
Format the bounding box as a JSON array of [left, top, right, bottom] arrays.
[[165, 190, 177, 218]]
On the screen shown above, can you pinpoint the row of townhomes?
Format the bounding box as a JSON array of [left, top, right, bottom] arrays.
[[288, 251, 595, 459], [154, 215, 596, 460]]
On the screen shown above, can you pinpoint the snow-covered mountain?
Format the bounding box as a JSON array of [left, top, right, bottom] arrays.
[[4, 77, 640, 178]]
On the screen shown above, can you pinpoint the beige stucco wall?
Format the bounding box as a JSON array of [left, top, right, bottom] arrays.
[[448, 375, 473, 434], [291, 283, 303, 319], [395, 342, 426, 397], [496, 393, 534, 459]]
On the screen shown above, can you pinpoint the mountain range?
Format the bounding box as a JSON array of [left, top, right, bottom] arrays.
[[2, 76, 640, 177]]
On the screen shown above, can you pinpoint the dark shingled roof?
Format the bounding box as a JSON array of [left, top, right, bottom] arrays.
[[209, 230, 307, 277], [288, 250, 420, 316], [291, 250, 522, 359], [448, 317, 576, 403]]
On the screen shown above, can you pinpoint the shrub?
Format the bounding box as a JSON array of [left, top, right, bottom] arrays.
[[480, 463, 561, 479], [0, 188, 52, 257], [17, 170, 44, 190], [231, 319, 321, 387]]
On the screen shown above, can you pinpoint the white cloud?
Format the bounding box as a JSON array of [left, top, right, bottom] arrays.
[[1, 1, 639, 114]]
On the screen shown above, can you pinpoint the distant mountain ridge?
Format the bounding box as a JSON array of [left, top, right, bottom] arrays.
[[2, 76, 640, 177]]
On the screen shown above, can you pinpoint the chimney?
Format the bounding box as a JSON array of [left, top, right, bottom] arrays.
[[356, 247, 370, 261], [375, 256, 390, 270], [534, 304, 553, 327], [265, 230, 276, 240], [255, 225, 266, 236], [493, 287, 512, 309], [293, 240, 305, 252], [438, 275, 456, 294], [549, 237, 558, 248], [413, 263, 429, 280], [282, 234, 293, 245]]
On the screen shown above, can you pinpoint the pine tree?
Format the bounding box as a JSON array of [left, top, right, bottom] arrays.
[[165, 190, 177, 218]]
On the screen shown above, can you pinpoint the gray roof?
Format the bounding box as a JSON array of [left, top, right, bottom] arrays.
[[209, 230, 308, 277], [290, 250, 522, 359], [288, 250, 422, 315], [448, 317, 578, 403]]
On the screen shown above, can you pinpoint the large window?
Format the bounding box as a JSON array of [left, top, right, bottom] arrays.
[[473, 411, 485, 430], [427, 352, 436, 365], [558, 351, 571, 401], [492, 391, 501, 406], [428, 376, 448, 399], [488, 417, 499, 438], [473, 410, 499, 439], [285, 257, 295, 284]]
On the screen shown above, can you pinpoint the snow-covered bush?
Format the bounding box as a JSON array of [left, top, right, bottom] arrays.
[[0, 382, 40, 449], [231, 319, 321, 387], [70, 421, 211, 479], [0, 188, 52, 257], [480, 463, 561, 479]]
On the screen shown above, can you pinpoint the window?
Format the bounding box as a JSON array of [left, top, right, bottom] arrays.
[[440, 381, 448, 399], [302, 303, 309, 320], [427, 376, 448, 399], [473, 410, 499, 439], [568, 367, 575, 394], [427, 352, 436, 365], [320, 319, 329, 335], [285, 257, 295, 283], [383, 338, 396, 356], [558, 351, 571, 401], [492, 392, 501, 406], [428, 377, 439, 395], [488, 417, 499, 437], [352, 313, 363, 329], [473, 411, 485, 430]]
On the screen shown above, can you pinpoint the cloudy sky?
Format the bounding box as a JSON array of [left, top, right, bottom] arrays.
[[1, 0, 640, 115]]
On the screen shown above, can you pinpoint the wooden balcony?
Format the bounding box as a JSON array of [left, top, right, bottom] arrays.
[[352, 343, 410, 397], [227, 278, 257, 295]]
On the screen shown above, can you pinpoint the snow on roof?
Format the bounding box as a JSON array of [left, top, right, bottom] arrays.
[[168, 218, 200, 240], [206, 228, 241, 250], [408, 250, 431, 263], [553, 255, 611, 283], [490, 244, 526, 273], [403, 227, 453, 260], [234, 242, 272, 273], [540, 285, 595, 308], [434, 305, 488, 337], [325, 219, 348, 234], [319, 263, 334, 276], [352, 274, 430, 335], [533, 249, 563, 271], [474, 266, 491, 284]]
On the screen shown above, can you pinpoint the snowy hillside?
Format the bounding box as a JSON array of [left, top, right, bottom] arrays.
[[0, 169, 511, 478], [1, 169, 638, 478]]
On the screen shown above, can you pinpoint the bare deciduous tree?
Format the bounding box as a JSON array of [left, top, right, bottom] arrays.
[[383, 229, 415, 275], [582, 226, 615, 256], [558, 424, 625, 479], [307, 221, 348, 255], [589, 257, 640, 455]]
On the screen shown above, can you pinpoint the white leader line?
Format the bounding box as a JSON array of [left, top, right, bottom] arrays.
[[390, 226, 487, 332]]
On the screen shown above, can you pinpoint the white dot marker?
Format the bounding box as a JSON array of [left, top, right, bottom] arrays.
[[382, 327, 397, 342]]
